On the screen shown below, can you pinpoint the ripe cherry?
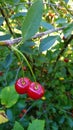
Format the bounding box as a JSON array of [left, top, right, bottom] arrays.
[[22, 109, 27, 114], [49, 13, 55, 18], [15, 77, 31, 94], [19, 113, 23, 118], [64, 58, 69, 63], [0, 71, 3, 76], [27, 82, 45, 100], [22, 66, 27, 71]]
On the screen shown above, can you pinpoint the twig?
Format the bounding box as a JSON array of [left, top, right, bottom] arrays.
[[33, 26, 66, 39], [0, 37, 22, 46], [0, 6, 14, 36], [0, 26, 67, 46], [53, 35, 73, 67], [19, 100, 38, 121]]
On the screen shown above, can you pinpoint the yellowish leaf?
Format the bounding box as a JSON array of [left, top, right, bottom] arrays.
[[0, 110, 9, 124]]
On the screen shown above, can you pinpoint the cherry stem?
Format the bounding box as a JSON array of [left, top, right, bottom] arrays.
[[11, 45, 36, 82], [14, 49, 25, 78], [34, 85, 38, 90], [22, 80, 25, 85]]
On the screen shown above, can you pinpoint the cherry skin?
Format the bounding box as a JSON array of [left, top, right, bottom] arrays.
[[0, 71, 3, 76], [22, 109, 27, 114], [19, 113, 23, 118], [64, 58, 69, 63], [27, 82, 45, 100], [15, 77, 31, 94], [22, 66, 27, 71]]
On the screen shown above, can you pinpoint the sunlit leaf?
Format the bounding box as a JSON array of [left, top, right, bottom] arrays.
[[39, 36, 58, 52], [0, 110, 9, 124], [1, 86, 19, 108], [41, 21, 54, 30], [22, 0, 43, 41], [63, 22, 73, 38]]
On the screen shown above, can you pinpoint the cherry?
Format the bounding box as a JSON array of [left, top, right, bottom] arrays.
[[22, 66, 27, 71], [0, 71, 3, 76], [15, 77, 31, 94], [49, 13, 55, 18], [19, 113, 23, 118], [22, 109, 27, 114], [27, 82, 45, 100], [64, 58, 69, 63]]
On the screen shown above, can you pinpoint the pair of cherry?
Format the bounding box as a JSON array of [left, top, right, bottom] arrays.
[[15, 77, 45, 100]]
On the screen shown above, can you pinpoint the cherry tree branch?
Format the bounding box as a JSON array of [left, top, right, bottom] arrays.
[[0, 5, 14, 36], [0, 26, 66, 46], [33, 26, 65, 39], [53, 34, 73, 67]]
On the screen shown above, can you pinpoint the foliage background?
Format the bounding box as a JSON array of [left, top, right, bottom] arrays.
[[0, 0, 73, 130]]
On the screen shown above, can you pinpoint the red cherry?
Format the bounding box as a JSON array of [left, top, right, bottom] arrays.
[[49, 13, 55, 18], [64, 58, 69, 63], [22, 66, 27, 71], [15, 77, 31, 94], [27, 82, 45, 100], [0, 71, 3, 76], [19, 113, 23, 118], [22, 109, 27, 114], [71, 114, 73, 118]]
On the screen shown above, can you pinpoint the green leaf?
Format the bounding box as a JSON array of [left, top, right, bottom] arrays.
[[68, 68, 73, 76], [28, 119, 45, 130], [0, 34, 11, 41], [21, 41, 35, 47], [59, 116, 65, 124], [7, 109, 13, 121], [4, 53, 13, 69], [0, 17, 4, 25], [63, 22, 73, 38], [71, 89, 73, 95], [22, 0, 43, 41], [1, 86, 19, 108], [20, 40, 35, 54], [11, 12, 26, 19], [56, 18, 67, 25], [39, 36, 58, 52], [12, 121, 24, 130], [67, 117, 73, 128], [52, 122, 58, 130], [41, 21, 54, 30]]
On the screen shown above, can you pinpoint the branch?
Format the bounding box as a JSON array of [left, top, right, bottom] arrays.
[[33, 26, 66, 39], [0, 5, 14, 36], [53, 35, 73, 67], [0, 37, 22, 46], [0, 26, 66, 46]]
